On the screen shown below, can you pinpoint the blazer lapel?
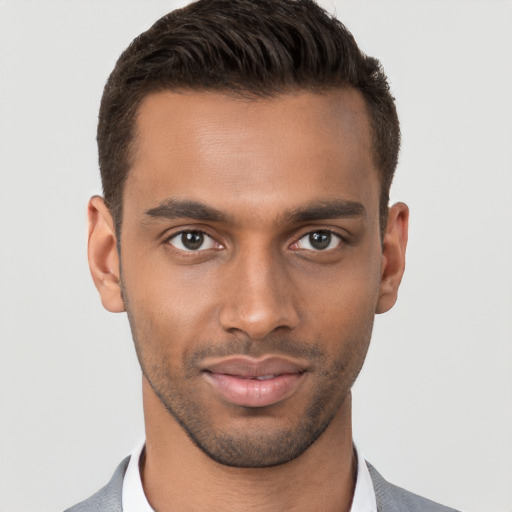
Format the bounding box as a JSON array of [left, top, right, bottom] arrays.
[[64, 456, 129, 512]]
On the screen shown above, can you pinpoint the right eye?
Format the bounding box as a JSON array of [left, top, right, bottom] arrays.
[[167, 231, 219, 252]]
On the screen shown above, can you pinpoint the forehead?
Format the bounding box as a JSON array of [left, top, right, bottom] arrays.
[[126, 89, 379, 223]]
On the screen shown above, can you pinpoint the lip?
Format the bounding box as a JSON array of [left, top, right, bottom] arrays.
[[202, 356, 307, 408]]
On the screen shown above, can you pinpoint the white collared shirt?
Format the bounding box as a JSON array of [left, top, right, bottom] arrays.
[[122, 440, 377, 512], [351, 444, 378, 512], [122, 440, 153, 512]]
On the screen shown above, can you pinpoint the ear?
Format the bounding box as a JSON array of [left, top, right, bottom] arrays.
[[87, 196, 125, 313], [376, 202, 409, 314]]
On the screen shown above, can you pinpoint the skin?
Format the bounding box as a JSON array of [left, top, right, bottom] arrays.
[[88, 89, 408, 511]]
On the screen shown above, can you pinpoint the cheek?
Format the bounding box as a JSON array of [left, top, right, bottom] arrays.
[[296, 251, 382, 332], [303, 283, 377, 365], [122, 259, 221, 357]]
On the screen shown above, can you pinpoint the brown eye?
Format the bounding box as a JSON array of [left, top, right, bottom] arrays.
[[296, 231, 341, 251], [168, 231, 217, 251]]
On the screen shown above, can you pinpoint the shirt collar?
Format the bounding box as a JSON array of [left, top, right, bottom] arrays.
[[351, 444, 378, 512], [122, 440, 154, 512]]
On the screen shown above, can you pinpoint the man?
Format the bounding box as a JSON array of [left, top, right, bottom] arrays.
[[66, 0, 459, 510]]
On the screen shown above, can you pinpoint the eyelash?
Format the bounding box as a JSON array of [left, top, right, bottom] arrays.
[[165, 230, 221, 252], [291, 230, 343, 252], [164, 228, 346, 254]]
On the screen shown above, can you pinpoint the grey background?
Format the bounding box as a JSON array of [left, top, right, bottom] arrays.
[[0, 1, 511, 511]]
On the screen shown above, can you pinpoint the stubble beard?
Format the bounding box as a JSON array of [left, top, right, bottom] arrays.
[[128, 317, 372, 469], [143, 349, 353, 468]]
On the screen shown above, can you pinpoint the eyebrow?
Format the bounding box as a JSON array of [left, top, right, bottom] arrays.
[[144, 199, 227, 223], [143, 198, 366, 224], [284, 199, 366, 223]]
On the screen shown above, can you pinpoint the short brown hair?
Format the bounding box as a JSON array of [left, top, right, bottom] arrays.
[[97, 0, 400, 235]]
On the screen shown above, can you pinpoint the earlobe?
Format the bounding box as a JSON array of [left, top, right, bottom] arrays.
[[87, 196, 125, 313], [376, 202, 409, 314]]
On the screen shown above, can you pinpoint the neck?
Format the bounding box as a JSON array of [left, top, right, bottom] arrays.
[[141, 377, 356, 512]]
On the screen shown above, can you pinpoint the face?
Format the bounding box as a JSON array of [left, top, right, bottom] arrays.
[[89, 89, 408, 468]]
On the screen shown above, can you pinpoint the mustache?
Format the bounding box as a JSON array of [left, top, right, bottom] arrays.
[[184, 335, 324, 370]]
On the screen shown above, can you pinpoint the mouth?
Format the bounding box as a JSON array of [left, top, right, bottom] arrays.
[[201, 356, 307, 408]]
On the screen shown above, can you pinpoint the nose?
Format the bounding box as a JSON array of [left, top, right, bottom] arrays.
[[218, 247, 300, 340]]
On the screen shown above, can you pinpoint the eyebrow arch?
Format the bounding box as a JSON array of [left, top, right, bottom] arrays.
[[144, 199, 228, 223], [285, 199, 366, 223]]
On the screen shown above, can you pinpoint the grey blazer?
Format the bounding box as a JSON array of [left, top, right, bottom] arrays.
[[64, 457, 460, 512]]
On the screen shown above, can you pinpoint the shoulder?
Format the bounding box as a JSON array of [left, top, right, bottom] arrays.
[[366, 462, 461, 512], [63, 456, 130, 512]]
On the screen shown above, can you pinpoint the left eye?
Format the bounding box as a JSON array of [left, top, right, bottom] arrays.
[[167, 231, 218, 251], [295, 231, 342, 251]]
